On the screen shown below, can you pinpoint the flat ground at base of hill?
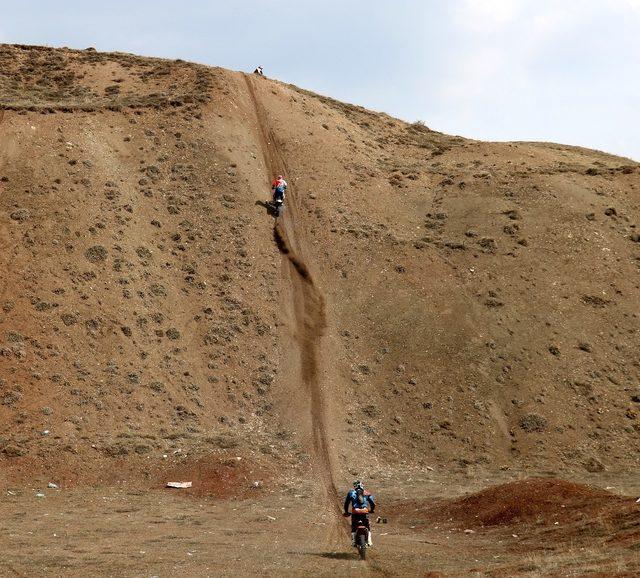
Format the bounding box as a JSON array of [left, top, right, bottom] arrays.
[[1, 473, 639, 577]]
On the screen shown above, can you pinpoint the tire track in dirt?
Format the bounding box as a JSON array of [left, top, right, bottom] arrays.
[[244, 76, 392, 575], [244, 75, 340, 508]]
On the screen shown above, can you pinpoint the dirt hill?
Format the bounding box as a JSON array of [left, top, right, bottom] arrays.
[[1, 44, 640, 491]]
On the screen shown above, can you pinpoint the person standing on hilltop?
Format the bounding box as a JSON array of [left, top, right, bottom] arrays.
[[254, 65, 264, 76]]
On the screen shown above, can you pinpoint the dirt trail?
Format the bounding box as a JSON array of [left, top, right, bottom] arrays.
[[245, 76, 393, 574], [244, 75, 339, 508]]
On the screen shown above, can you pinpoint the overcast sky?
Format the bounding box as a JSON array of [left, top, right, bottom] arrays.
[[2, 0, 639, 160]]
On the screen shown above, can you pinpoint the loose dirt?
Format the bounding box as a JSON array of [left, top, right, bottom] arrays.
[[1, 44, 639, 576]]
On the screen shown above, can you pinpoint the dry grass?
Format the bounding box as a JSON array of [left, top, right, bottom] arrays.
[[0, 44, 214, 112]]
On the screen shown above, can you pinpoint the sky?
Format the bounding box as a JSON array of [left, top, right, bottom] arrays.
[[1, 0, 639, 160]]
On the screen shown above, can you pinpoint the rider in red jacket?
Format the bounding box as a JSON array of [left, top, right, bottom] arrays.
[[272, 175, 287, 204]]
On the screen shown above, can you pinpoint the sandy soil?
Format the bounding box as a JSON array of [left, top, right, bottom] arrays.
[[1, 44, 639, 576], [1, 473, 639, 577]]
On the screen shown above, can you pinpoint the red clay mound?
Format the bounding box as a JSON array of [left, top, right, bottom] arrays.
[[393, 478, 640, 551], [432, 478, 628, 528]]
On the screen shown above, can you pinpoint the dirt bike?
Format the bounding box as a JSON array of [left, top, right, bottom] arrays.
[[273, 196, 284, 217], [272, 191, 285, 217], [352, 507, 371, 560]]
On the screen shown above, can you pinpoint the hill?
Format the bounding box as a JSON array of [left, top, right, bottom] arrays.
[[1, 43, 639, 491]]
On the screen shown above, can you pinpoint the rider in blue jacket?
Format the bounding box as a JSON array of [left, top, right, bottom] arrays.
[[343, 480, 375, 546]]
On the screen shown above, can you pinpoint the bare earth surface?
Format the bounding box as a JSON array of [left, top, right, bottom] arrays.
[[1, 474, 639, 577], [1, 44, 639, 576]]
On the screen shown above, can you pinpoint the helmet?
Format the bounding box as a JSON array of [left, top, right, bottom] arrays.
[[353, 480, 364, 492], [278, 175, 283, 180]]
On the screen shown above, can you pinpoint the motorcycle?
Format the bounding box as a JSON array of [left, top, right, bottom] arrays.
[[273, 196, 284, 217], [352, 507, 371, 560]]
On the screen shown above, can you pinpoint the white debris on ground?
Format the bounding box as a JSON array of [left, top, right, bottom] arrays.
[[166, 482, 192, 489]]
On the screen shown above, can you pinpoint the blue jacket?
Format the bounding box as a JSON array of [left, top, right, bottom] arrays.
[[344, 489, 375, 514]]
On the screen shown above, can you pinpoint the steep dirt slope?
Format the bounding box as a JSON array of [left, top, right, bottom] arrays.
[[0, 45, 299, 485], [1, 44, 640, 491], [251, 79, 640, 477]]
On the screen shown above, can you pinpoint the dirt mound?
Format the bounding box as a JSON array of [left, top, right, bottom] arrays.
[[431, 478, 626, 527], [394, 477, 640, 565]]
